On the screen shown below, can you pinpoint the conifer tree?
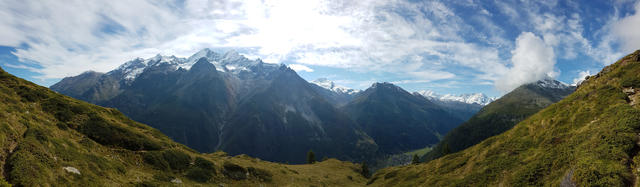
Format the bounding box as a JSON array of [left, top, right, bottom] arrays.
[[307, 150, 316, 164], [412, 154, 420, 164], [360, 161, 370, 178]]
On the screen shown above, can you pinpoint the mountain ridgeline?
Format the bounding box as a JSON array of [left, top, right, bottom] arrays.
[[0, 66, 369, 186], [370, 50, 640, 186], [422, 79, 575, 161], [50, 49, 465, 163], [343, 82, 464, 155]]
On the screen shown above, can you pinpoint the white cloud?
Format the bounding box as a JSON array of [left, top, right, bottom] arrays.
[[572, 70, 592, 86], [288, 64, 314, 72], [0, 0, 506, 87], [612, 2, 640, 53], [496, 32, 556, 92], [2, 0, 625, 93]]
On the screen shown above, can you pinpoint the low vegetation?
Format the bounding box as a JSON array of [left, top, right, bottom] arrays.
[[0, 67, 368, 186], [369, 50, 640, 186]]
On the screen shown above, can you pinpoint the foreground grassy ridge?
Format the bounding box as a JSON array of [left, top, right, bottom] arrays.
[[422, 80, 573, 162], [0, 67, 367, 186], [369, 50, 640, 186]]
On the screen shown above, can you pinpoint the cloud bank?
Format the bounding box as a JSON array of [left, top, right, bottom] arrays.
[[496, 32, 556, 92], [0, 0, 638, 93]]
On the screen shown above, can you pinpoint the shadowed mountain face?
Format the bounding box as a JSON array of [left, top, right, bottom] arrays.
[[0, 66, 370, 186], [51, 49, 381, 164], [422, 79, 575, 161], [370, 51, 640, 186], [343, 82, 464, 155], [102, 58, 234, 152], [221, 67, 377, 163]]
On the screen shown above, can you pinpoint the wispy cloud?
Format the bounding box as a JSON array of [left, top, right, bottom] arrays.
[[288, 64, 314, 72], [0, 0, 637, 93]]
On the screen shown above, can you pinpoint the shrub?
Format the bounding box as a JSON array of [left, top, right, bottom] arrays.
[[361, 162, 370, 178], [307, 150, 316, 164], [248, 167, 272, 182], [79, 115, 162, 151], [185, 157, 217, 183], [621, 76, 640, 88], [222, 162, 247, 180], [412, 154, 420, 164], [143, 151, 169, 170], [186, 167, 213, 183], [24, 128, 49, 143], [162, 150, 191, 171], [16, 85, 47, 102], [152, 172, 174, 182], [41, 96, 74, 122], [194, 157, 215, 170]]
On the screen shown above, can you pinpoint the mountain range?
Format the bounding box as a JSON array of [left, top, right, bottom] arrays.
[[6, 48, 639, 186], [343, 82, 464, 155], [415, 90, 496, 106], [50, 49, 469, 163], [422, 78, 575, 161], [0, 66, 368, 186], [369, 50, 640, 186]]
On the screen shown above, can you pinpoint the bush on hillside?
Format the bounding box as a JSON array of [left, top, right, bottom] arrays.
[[161, 149, 191, 171], [143, 151, 170, 170], [185, 157, 216, 183], [80, 115, 162, 151], [248, 167, 272, 182], [621, 76, 640, 88], [222, 162, 247, 180]]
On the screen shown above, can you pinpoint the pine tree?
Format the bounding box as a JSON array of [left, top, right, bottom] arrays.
[[442, 142, 451, 155], [360, 161, 370, 178], [307, 150, 316, 164], [412, 154, 420, 164]]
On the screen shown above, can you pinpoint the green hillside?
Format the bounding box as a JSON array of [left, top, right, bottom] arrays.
[[422, 79, 574, 162], [0, 66, 367, 186], [369, 50, 640, 186]]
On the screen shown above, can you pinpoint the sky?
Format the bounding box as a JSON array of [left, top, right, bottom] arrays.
[[1, 0, 640, 97]]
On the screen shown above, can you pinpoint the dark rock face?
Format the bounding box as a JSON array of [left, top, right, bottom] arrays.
[[51, 50, 469, 164], [343, 82, 464, 155], [50, 50, 379, 164]]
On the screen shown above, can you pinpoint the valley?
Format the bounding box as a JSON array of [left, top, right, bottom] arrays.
[[1, 1, 638, 185]]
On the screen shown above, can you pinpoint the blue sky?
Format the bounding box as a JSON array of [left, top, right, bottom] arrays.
[[1, 0, 639, 97]]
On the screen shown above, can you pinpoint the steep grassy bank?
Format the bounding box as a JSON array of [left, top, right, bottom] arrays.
[[0, 66, 367, 186], [370, 51, 640, 186]]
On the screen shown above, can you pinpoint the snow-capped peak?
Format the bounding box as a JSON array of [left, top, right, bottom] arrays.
[[416, 90, 496, 105], [109, 49, 282, 82], [415, 90, 438, 98], [534, 78, 571, 89], [311, 78, 360, 95]]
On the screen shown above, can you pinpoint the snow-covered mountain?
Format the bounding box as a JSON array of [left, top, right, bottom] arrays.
[[535, 78, 571, 89], [111, 49, 279, 83], [51, 49, 378, 164], [416, 90, 496, 105], [311, 78, 360, 95]]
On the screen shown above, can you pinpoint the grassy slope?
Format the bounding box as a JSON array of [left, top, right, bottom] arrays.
[[369, 51, 640, 186], [0, 67, 366, 186], [422, 80, 573, 162]]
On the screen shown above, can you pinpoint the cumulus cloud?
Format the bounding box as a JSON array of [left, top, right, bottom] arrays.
[[612, 2, 640, 53], [288, 64, 314, 72], [572, 70, 592, 86], [496, 32, 556, 92]]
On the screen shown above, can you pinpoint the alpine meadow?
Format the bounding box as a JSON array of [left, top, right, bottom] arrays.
[[2, 0, 640, 186]]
